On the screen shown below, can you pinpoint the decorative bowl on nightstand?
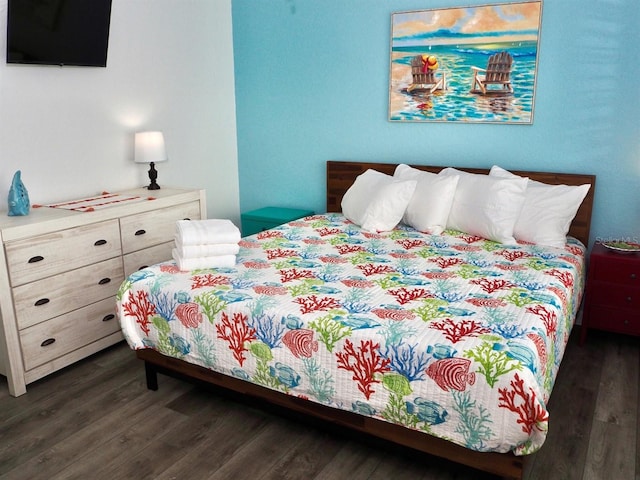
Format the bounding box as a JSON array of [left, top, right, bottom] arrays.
[[601, 240, 640, 253]]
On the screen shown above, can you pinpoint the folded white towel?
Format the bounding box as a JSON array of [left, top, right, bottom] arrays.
[[174, 240, 240, 258], [175, 219, 241, 246], [172, 249, 237, 271]]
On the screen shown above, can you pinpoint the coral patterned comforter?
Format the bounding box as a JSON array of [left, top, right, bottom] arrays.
[[116, 213, 586, 455]]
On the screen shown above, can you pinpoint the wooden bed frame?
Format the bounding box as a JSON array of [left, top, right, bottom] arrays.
[[138, 160, 596, 480]]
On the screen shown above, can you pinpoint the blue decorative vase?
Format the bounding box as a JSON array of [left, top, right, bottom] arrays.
[[8, 170, 30, 216]]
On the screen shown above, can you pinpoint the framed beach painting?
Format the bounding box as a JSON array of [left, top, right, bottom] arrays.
[[389, 1, 542, 124]]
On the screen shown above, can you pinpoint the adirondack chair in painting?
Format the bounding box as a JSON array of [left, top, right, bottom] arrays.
[[408, 54, 446, 94], [470, 51, 513, 94]]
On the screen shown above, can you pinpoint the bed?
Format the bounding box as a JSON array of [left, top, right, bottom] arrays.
[[116, 160, 596, 479]]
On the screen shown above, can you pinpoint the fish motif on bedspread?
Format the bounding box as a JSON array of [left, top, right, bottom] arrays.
[[116, 213, 586, 456]]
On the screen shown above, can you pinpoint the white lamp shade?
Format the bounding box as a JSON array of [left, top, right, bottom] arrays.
[[134, 131, 168, 164]]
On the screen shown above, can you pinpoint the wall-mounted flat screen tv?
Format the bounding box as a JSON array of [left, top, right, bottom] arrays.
[[7, 0, 113, 67]]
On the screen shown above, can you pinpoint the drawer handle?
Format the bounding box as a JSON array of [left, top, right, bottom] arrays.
[[102, 314, 115, 322], [627, 296, 632, 302], [28, 255, 44, 264], [94, 239, 107, 246], [34, 298, 50, 307], [98, 278, 111, 285], [135, 229, 146, 236], [41, 338, 56, 347], [631, 273, 637, 280], [624, 319, 630, 325], [183, 218, 191, 221], [139, 265, 149, 270]]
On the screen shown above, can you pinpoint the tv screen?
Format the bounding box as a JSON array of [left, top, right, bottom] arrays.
[[7, 0, 113, 67]]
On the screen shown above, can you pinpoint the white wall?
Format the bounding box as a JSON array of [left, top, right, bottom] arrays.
[[0, 0, 239, 223]]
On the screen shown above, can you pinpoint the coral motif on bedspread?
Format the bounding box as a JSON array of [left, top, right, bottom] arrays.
[[116, 214, 585, 455]]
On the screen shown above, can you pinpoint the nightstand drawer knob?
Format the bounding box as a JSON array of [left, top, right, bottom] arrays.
[[627, 296, 632, 302], [102, 314, 115, 322], [624, 319, 630, 325], [134, 229, 146, 236], [28, 255, 44, 264], [631, 273, 637, 280], [94, 239, 107, 246], [41, 338, 56, 347], [34, 298, 50, 307], [98, 278, 111, 285]]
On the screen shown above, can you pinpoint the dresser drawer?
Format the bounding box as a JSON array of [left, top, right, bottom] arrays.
[[120, 201, 201, 254], [19, 298, 120, 371], [5, 219, 122, 287], [587, 305, 640, 336], [123, 241, 174, 276], [13, 257, 124, 330], [590, 257, 640, 285], [589, 283, 640, 309]]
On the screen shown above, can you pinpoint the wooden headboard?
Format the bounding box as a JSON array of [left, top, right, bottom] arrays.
[[326, 160, 596, 247]]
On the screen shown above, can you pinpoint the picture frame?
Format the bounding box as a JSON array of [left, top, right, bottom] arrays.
[[389, 1, 543, 124]]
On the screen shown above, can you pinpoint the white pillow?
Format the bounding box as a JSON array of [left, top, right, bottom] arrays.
[[393, 164, 459, 235], [489, 166, 591, 248], [439, 167, 527, 244], [341, 169, 417, 232]]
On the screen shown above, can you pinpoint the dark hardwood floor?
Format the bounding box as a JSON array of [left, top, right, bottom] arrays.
[[0, 327, 637, 480]]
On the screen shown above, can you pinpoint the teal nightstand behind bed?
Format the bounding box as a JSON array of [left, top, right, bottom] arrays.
[[241, 206, 315, 236]]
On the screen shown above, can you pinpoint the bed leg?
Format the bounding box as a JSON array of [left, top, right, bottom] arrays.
[[144, 361, 159, 391]]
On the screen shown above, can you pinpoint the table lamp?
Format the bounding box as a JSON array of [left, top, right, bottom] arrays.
[[134, 131, 168, 190]]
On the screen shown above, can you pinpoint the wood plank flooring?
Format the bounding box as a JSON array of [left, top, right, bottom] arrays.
[[0, 327, 637, 480]]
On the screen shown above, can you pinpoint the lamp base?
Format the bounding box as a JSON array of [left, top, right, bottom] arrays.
[[147, 162, 161, 190]]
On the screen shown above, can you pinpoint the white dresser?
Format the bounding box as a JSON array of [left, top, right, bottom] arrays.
[[0, 187, 206, 396]]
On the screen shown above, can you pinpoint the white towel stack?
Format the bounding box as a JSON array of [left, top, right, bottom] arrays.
[[172, 219, 241, 271]]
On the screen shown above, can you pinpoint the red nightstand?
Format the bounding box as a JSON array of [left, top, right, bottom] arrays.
[[580, 242, 640, 344]]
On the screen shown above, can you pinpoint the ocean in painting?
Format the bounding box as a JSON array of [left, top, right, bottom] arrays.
[[389, 42, 538, 123]]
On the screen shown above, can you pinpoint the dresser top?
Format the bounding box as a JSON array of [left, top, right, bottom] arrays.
[[0, 186, 203, 242]]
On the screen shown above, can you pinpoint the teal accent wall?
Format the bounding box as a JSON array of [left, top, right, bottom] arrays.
[[232, 0, 640, 246]]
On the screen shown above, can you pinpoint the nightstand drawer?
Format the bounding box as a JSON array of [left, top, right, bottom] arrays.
[[19, 298, 120, 371], [242, 219, 279, 236], [12, 257, 124, 330], [589, 284, 640, 309], [591, 257, 640, 285], [580, 243, 640, 344], [5, 219, 121, 287], [241, 207, 314, 236], [120, 201, 201, 254], [587, 305, 640, 336]]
